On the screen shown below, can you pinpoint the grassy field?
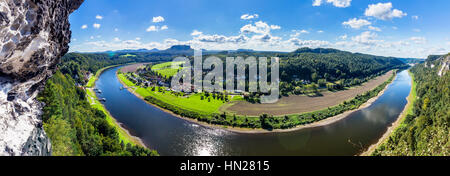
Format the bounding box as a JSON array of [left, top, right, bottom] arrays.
[[119, 54, 137, 58], [118, 73, 229, 114], [151, 61, 185, 78]]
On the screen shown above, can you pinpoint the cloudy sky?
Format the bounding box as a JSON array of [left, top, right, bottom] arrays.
[[68, 0, 450, 58]]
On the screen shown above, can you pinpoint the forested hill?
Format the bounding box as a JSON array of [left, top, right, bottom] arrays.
[[274, 48, 407, 95], [374, 54, 449, 156], [279, 48, 406, 82], [292, 47, 348, 54]]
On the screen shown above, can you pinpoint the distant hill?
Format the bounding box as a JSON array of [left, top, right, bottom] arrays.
[[164, 45, 193, 52], [426, 54, 445, 62], [102, 45, 194, 55], [106, 48, 159, 53], [398, 58, 425, 64], [293, 47, 348, 54]]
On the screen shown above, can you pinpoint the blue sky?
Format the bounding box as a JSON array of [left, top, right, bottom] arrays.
[[69, 0, 450, 58]]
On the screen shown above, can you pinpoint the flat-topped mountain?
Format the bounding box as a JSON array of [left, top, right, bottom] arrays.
[[293, 47, 348, 54]]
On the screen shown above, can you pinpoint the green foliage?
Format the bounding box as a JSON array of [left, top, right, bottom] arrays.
[[276, 50, 407, 95], [373, 59, 449, 156], [39, 71, 158, 156]]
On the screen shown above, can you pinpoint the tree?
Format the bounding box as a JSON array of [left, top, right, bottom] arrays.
[[318, 79, 327, 87], [311, 72, 318, 82]]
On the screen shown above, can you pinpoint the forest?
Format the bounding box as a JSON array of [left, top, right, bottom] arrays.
[[39, 71, 158, 156], [373, 54, 449, 156], [39, 52, 167, 156]]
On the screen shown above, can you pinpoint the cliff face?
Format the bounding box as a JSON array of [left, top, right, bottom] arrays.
[[437, 55, 449, 77], [0, 0, 83, 156]]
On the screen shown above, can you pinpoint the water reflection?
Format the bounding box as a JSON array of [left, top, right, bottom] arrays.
[[96, 68, 411, 156]]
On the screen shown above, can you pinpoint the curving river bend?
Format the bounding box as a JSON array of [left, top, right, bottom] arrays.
[[95, 67, 411, 156]]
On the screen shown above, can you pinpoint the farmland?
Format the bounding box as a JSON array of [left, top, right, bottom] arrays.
[[223, 71, 394, 116]]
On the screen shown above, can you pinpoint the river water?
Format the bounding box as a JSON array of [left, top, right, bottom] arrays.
[[95, 67, 411, 156]]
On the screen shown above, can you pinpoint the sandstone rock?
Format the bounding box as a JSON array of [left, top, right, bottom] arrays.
[[0, 0, 83, 156]]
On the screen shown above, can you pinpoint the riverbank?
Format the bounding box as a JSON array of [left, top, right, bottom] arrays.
[[85, 65, 146, 147], [360, 71, 416, 156], [117, 67, 398, 133], [86, 64, 122, 88]]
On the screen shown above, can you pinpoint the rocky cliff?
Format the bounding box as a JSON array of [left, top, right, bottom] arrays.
[[437, 55, 449, 77], [0, 0, 83, 156]]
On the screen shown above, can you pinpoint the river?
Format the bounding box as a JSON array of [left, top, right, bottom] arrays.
[[95, 67, 411, 156]]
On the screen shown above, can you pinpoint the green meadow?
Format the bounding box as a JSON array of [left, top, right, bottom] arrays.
[[118, 73, 231, 114], [151, 61, 186, 78]]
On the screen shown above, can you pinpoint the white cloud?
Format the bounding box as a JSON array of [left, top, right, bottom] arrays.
[[289, 38, 331, 47], [146, 25, 157, 32], [365, 2, 407, 20], [96, 15, 103, 20], [291, 30, 309, 37], [135, 37, 141, 41], [342, 18, 371, 29], [90, 36, 94, 40], [252, 34, 280, 42], [393, 41, 410, 46], [312, 0, 322, 7], [413, 29, 421, 32], [317, 30, 324, 33], [241, 14, 259, 20], [152, 16, 165, 23], [81, 25, 88, 29], [339, 34, 348, 40], [114, 37, 121, 42], [412, 15, 419, 20], [313, 0, 352, 8], [368, 26, 382, 32], [240, 21, 272, 34], [194, 34, 249, 43], [191, 30, 203, 36], [392, 26, 398, 30], [327, 0, 352, 8], [352, 31, 381, 45], [299, 30, 309, 34], [410, 37, 427, 44], [270, 25, 281, 30], [114, 28, 119, 32], [93, 23, 101, 29], [146, 25, 168, 32]]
